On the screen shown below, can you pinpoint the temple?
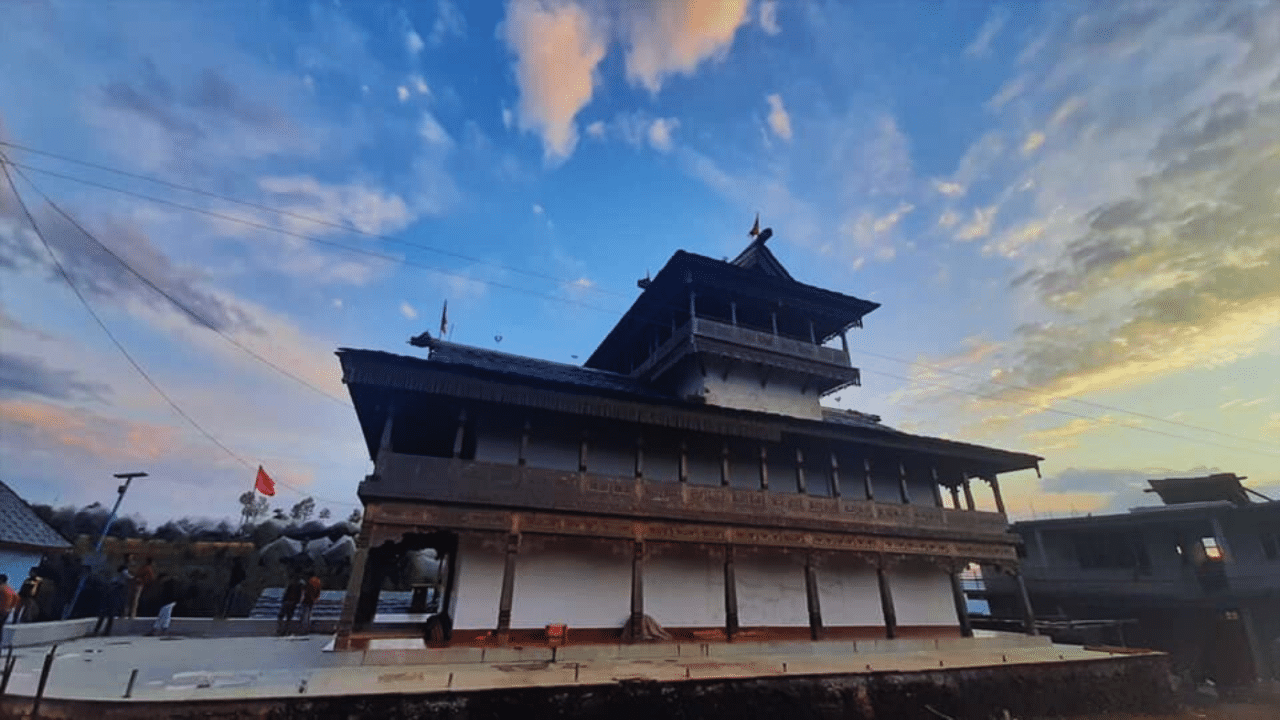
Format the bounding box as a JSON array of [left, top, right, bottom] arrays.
[[332, 226, 1042, 650]]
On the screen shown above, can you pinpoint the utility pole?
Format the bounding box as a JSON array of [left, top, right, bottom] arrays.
[[63, 472, 147, 620]]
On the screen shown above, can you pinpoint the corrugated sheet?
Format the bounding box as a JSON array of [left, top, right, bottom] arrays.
[[0, 481, 72, 549]]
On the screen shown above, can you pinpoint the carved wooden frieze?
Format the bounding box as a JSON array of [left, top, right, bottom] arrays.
[[363, 502, 1017, 564]]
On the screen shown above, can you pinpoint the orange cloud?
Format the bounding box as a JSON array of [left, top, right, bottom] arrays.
[[623, 0, 751, 93], [1, 399, 180, 462]]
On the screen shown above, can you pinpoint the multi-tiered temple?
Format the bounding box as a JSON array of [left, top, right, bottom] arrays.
[[333, 228, 1042, 649]]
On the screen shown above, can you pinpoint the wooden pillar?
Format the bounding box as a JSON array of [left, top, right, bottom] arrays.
[[629, 541, 645, 641], [830, 452, 842, 498], [931, 467, 944, 507], [518, 420, 529, 466], [962, 475, 976, 511], [679, 440, 689, 483], [795, 447, 807, 494], [876, 563, 897, 639], [634, 434, 645, 480], [808, 319, 817, 345], [689, 290, 697, 319], [578, 431, 589, 472], [452, 408, 467, 458], [771, 310, 779, 336], [758, 445, 769, 490], [720, 442, 731, 486], [949, 485, 962, 509], [334, 534, 372, 649], [724, 545, 739, 640], [863, 459, 875, 501], [840, 331, 849, 354], [987, 474, 1007, 515], [804, 553, 823, 640], [377, 407, 395, 460], [1014, 571, 1038, 636], [949, 570, 973, 638], [729, 300, 738, 327], [496, 533, 520, 643], [897, 461, 912, 504]]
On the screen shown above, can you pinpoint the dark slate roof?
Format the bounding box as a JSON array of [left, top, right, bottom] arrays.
[[395, 338, 667, 399], [821, 407, 893, 432], [731, 234, 794, 280], [1146, 473, 1254, 505], [0, 481, 72, 550]]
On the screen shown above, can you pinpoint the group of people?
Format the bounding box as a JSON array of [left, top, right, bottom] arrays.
[[0, 568, 45, 631], [276, 574, 322, 636], [94, 555, 161, 636]]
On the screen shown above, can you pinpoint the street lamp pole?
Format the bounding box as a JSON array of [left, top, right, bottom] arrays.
[[63, 472, 147, 620]]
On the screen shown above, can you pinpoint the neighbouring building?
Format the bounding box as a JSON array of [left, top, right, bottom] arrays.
[[0, 481, 71, 595], [333, 228, 1042, 650], [983, 473, 1280, 685]]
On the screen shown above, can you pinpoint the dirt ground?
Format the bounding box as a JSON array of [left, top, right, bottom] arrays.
[[1069, 701, 1280, 720]]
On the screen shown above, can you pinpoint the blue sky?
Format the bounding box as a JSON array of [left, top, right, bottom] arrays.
[[1, 0, 1278, 524]]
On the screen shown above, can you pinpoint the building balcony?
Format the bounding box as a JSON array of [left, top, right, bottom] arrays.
[[361, 452, 1011, 546], [634, 317, 860, 391]]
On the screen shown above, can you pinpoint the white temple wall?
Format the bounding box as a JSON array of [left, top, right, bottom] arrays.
[[451, 534, 505, 630], [646, 543, 724, 627], [817, 555, 884, 627], [907, 474, 942, 506], [736, 547, 809, 626], [523, 433, 580, 473], [675, 363, 824, 421], [888, 565, 957, 626], [509, 536, 631, 629], [473, 422, 520, 465]]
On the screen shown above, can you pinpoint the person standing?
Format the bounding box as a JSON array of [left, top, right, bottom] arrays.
[[94, 566, 130, 637], [277, 577, 303, 636], [299, 574, 322, 634], [0, 574, 18, 636], [220, 557, 247, 619], [127, 557, 155, 619], [16, 568, 42, 623]]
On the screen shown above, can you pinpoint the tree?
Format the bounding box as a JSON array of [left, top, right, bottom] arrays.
[[347, 508, 362, 525], [290, 497, 316, 523], [238, 491, 268, 526], [272, 508, 288, 521], [318, 508, 331, 520]]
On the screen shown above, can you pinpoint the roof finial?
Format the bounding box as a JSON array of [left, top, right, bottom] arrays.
[[749, 213, 760, 238]]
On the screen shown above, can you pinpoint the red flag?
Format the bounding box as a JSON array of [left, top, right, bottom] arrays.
[[255, 465, 276, 496]]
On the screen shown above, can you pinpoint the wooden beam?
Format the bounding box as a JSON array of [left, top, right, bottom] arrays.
[[518, 420, 529, 467], [949, 570, 973, 638], [496, 533, 520, 644], [805, 553, 823, 640], [452, 408, 467, 458], [795, 447, 807, 494], [931, 467, 944, 507], [724, 545, 739, 640], [840, 331, 849, 354], [950, 485, 962, 510], [829, 451, 841, 498], [1015, 571, 1038, 636], [962, 474, 976, 511], [987, 474, 1007, 515], [629, 541, 645, 642], [876, 564, 897, 639], [634, 434, 644, 480]]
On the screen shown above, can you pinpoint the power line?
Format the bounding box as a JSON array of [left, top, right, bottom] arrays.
[[8, 160, 636, 318], [1, 157, 356, 508], [0, 139, 636, 302], [6, 161, 348, 406], [6, 152, 1275, 460]]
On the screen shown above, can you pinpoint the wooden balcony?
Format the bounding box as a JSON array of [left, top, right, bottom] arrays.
[[363, 452, 1011, 545]]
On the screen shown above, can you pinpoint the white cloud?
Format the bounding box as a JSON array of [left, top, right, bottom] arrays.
[[622, 0, 752, 93], [502, 0, 607, 162], [585, 120, 606, 139], [501, 105, 513, 129], [532, 203, 544, 215], [964, 11, 1005, 58], [256, 175, 415, 236], [954, 205, 998, 241], [765, 93, 792, 141], [331, 298, 343, 309], [647, 117, 679, 152], [933, 180, 965, 197], [410, 75, 430, 95], [429, 0, 467, 45], [1021, 131, 1046, 155], [759, 0, 780, 35], [938, 210, 960, 228], [397, 86, 410, 102], [407, 29, 425, 55], [418, 111, 453, 147], [400, 301, 418, 320]]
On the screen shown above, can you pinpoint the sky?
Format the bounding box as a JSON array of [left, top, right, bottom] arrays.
[[1, 0, 1278, 526]]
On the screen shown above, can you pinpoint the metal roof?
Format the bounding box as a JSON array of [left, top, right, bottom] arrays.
[[0, 481, 72, 550], [1146, 473, 1255, 505]]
